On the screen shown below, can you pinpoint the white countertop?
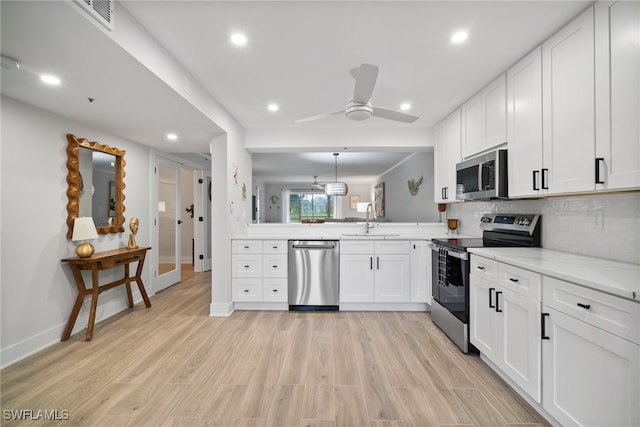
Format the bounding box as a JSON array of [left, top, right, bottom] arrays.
[[468, 247, 640, 302]]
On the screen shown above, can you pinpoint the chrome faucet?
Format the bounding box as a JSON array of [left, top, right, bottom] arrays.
[[365, 203, 375, 234]]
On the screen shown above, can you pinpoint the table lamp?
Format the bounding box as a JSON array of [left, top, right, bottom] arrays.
[[72, 216, 98, 257]]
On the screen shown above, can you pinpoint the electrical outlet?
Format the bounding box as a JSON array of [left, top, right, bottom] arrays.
[[592, 211, 604, 230]]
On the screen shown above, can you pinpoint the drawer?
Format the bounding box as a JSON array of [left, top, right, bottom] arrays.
[[262, 240, 287, 254], [232, 254, 262, 277], [543, 276, 640, 345], [341, 240, 375, 254], [262, 254, 287, 278], [470, 255, 497, 280], [232, 240, 262, 254], [263, 278, 288, 302], [233, 278, 263, 302], [498, 262, 541, 300], [374, 240, 410, 254]]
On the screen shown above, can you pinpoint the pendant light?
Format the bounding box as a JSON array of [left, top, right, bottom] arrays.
[[325, 153, 348, 196]]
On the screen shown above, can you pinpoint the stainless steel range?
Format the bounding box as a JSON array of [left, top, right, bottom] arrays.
[[430, 213, 541, 353]]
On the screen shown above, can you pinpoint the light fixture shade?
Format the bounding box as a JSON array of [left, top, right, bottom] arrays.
[[356, 202, 372, 213], [72, 217, 98, 241], [325, 182, 348, 196]]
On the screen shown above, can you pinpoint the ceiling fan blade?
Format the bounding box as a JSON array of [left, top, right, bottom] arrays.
[[295, 110, 344, 123], [372, 106, 419, 123], [352, 63, 379, 103]]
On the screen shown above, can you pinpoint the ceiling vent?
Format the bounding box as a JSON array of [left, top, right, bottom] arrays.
[[74, 0, 114, 31]]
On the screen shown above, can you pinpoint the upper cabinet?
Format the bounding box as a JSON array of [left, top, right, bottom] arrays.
[[434, 108, 461, 203], [461, 74, 507, 159], [507, 47, 543, 198], [542, 6, 596, 195], [595, 0, 640, 190]]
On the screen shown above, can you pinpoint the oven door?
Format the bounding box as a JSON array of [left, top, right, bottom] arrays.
[[431, 245, 470, 323]]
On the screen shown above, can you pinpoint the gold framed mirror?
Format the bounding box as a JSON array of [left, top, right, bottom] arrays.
[[66, 134, 126, 238]]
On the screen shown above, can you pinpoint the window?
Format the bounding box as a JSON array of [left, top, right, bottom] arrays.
[[288, 192, 334, 223]]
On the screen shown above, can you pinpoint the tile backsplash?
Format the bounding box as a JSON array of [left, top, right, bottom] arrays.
[[447, 192, 640, 265]]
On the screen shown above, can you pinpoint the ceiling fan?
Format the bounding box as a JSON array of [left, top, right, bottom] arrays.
[[296, 63, 419, 124]]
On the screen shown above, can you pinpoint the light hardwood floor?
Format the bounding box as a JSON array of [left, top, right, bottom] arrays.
[[1, 272, 550, 427]]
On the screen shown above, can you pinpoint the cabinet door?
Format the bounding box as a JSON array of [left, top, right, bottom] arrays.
[[542, 6, 595, 194], [340, 254, 375, 302], [500, 290, 541, 403], [483, 74, 507, 149], [461, 93, 483, 158], [433, 119, 449, 203], [410, 241, 429, 303], [507, 46, 544, 198], [595, 1, 640, 190], [542, 307, 640, 427], [469, 275, 499, 361], [374, 254, 410, 302]]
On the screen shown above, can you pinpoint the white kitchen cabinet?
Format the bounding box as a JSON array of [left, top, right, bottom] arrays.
[[507, 46, 544, 198], [232, 239, 287, 303], [434, 108, 461, 203], [461, 73, 507, 159], [410, 241, 430, 303], [542, 306, 640, 427], [339, 240, 410, 303], [470, 255, 542, 402], [595, 1, 640, 191], [542, 6, 596, 195]]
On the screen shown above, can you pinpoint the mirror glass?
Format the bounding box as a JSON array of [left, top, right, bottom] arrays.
[[66, 134, 126, 238]]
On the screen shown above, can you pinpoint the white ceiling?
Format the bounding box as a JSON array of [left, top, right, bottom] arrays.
[[1, 0, 591, 180]]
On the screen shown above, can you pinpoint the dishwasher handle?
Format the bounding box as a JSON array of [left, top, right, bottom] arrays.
[[291, 244, 336, 250]]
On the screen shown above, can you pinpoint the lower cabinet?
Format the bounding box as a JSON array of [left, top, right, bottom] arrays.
[[470, 256, 541, 402], [471, 254, 640, 426], [340, 240, 411, 303], [232, 239, 287, 303], [542, 306, 640, 427]]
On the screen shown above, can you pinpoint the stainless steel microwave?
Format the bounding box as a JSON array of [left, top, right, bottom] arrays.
[[455, 149, 508, 200]]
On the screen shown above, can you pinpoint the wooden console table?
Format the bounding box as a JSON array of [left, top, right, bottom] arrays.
[[61, 246, 152, 341]]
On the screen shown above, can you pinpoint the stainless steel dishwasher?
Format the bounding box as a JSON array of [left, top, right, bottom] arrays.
[[288, 240, 339, 311]]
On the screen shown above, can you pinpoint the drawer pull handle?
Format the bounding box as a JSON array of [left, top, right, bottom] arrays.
[[243, 289, 250, 293], [243, 246, 250, 249], [273, 289, 278, 293], [244, 265, 250, 268], [477, 266, 485, 270], [509, 278, 519, 283], [272, 265, 278, 268], [541, 313, 550, 340], [272, 246, 278, 249], [495, 291, 502, 313], [489, 287, 495, 308], [577, 303, 591, 310]]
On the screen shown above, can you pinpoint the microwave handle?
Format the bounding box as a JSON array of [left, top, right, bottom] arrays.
[[478, 162, 485, 190]]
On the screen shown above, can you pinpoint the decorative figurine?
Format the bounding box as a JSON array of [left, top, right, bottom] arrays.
[[127, 217, 139, 249]]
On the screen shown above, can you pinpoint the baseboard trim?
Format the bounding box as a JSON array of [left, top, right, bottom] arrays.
[[209, 301, 234, 317]]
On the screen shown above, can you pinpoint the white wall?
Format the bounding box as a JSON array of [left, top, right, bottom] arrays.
[[0, 96, 154, 367], [376, 151, 438, 223], [447, 192, 640, 264]]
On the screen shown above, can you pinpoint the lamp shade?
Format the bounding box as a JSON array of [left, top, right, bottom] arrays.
[[325, 182, 348, 196], [356, 202, 372, 213], [72, 217, 98, 241]]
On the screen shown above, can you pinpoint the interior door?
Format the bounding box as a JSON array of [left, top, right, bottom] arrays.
[[194, 170, 212, 272], [155, 156, 181, 292]]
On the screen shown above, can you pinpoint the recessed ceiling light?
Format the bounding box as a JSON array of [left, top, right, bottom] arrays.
[[400, 103, 411, 111], [40, 74, 61, 85], [267, 103, 279, 112], [166, 133, 178, 141], [230, 32, 247, 46], [451, 31, 469, 44]]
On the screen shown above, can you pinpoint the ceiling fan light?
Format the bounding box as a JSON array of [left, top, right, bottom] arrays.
[[325, 182, 348, 196], [345, 103, 373, 121]]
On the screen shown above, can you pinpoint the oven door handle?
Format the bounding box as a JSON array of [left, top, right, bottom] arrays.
[[445, 249, 468, 261]]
